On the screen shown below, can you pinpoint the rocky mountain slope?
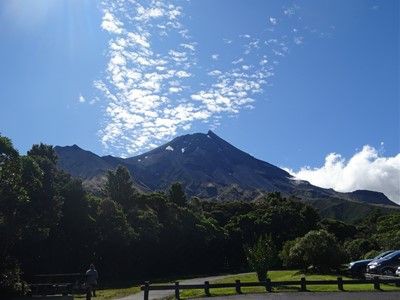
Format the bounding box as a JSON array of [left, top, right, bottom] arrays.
[[54, 131, 398, 220]]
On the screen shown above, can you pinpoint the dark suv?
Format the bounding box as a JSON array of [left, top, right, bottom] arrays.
[[348, 250, 394, 277], [366, 250, 400, 275]]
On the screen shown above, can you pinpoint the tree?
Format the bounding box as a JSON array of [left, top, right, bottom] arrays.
[[319, 219, 357, 242], [281, 230, 346, 272], [374, 213, 400, 249], [0, 136, 29, 296], [344, 238, 377, 261], [244, 236, 277, 282], [363, 250, 380, 260], [26, 143, 62, 232], [53, 174, 96, 271], [96, 199, 136, 245], [95, 198, 137, 276], [27, 143, 57, 164], [168, 182, 186, 207], [0, 136, 28, 258], [104, 166, 136, 209]]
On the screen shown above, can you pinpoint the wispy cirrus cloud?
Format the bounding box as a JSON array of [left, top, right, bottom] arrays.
[[284, 145, 400, 204], [95, 0, 324, 156]]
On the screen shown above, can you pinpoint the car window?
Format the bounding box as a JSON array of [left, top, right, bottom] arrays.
[[374, 251, 393, 259], [384, 251, 400, 260]]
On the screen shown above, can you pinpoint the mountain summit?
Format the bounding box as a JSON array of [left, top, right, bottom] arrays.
[[54, 131, 398, 221], [125, 130, 294, 196]]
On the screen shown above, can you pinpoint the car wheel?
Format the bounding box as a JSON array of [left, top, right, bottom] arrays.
[[382, 268, 395, 276]]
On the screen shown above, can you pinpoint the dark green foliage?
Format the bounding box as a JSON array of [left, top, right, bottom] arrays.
[[27, 143, 58, 164], [26, 143, 63, 235], [0, 136, 29, 295], [319, 218, 357, 242], [168, 182, 187, 206], [0, 257, 27, 297], [374, 213, 400, 249], [363, 250, 380, 260], [225, 194, 320, 248], [279, 240, 297, 267], [104, 166, 137, 209], [96, 199, 136, 244], [0, 137, 28, 257], [0, 136, 19, 161], [344, 238, 377, 261], [245, 236, 277, 282], [281, 230, 347, 272]]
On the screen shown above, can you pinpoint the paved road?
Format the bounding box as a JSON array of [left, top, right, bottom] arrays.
[[116, 273, 250, 300], [190, 292, 400, 300]]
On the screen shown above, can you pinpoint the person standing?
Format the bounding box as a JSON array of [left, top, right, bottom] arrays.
[[86, 264, 99, 297]]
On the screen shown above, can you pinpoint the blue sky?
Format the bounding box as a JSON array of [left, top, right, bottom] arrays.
[[0, 0, 399, 201]]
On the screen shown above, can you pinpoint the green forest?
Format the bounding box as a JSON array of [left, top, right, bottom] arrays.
[[1, 134, 400, 296]]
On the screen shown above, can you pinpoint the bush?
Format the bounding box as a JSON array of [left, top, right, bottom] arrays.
[[279, 239, 297, 267], [0, 258, 27, 297], [363, 250, 380, 260], [244, 236, 277, 282], [344, 238, 377, 261], [374, 214, 400, 249], [319, 218, 357, 241], [280, 230, 346, 272]]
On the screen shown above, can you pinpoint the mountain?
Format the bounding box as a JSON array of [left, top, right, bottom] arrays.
[[54, 131, 398, 221]]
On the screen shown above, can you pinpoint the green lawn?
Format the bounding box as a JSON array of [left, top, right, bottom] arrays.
[[178, 270, 400, 299], [72, 285, 141, 300]]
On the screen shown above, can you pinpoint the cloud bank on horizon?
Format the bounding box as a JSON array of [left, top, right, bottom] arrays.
[[285, 145, 400, 204], [95, 0, 318, 156]]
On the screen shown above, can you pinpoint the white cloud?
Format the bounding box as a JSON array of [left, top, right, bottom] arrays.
[[128, 32, 150, 48], [294, 36, 304, 45], [232, 58, 244, 65], [78, 94, 86, 103], [208, 70, 222, 76], [269, 17, 277, 25], [136, 6, 164, 21], [101, 10, 123, 34], [285, 146, 400, 204], [175, 70, 191, 78], [95, 1, 326, 156], [89, 97, 100, 105], [169, 86, 182, 93], [283, 4, 299, 16], [181, 43, 196, 51]]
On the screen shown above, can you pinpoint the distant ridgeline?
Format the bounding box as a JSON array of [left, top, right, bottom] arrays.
[[55, 131, 398, 222]]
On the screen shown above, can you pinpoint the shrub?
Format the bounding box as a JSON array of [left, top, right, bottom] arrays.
[[280, 230, 346, 272], [344, 238, 377, 261], [363, 250, 380, 260], [0, 258, 27, 297], [244, 236, 277, 282]]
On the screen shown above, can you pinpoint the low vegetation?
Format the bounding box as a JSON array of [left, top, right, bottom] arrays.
[[73, 285, 141, 300], [1, 134, 399, 297]]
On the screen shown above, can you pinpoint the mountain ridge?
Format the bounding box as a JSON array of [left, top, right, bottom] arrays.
[[54, 131, 398, 220]]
